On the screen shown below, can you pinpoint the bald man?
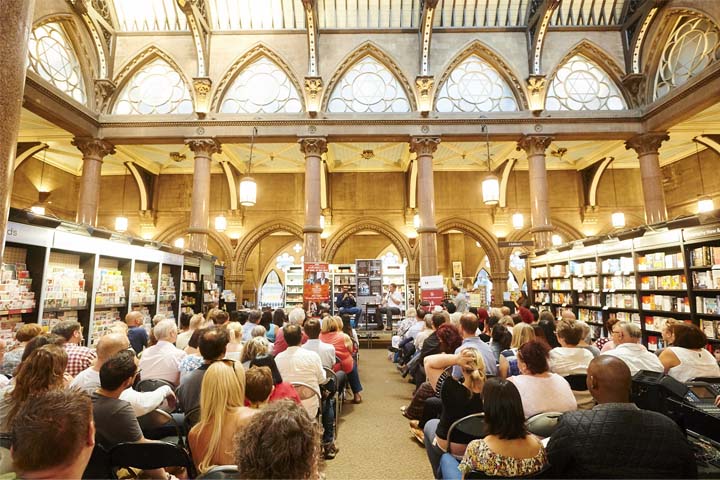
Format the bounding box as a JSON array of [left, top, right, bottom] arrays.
[[70, 333, 175, 417], [126, 311, 148, 354], [546, 356, 696, 478]]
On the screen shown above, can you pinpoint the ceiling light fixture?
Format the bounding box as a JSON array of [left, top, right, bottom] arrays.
[[115, 163, 129, 233], [239, 127, 258, 207], [413, 214, 420, 229], [31, 147, 50, 216], [609, 158, 625, 229], [552, 234, 562, 246], [694, 138, 714, 213], [481, 125, 499, 205], [174, 238, 185, 249]]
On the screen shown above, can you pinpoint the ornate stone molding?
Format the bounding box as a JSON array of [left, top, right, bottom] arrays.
[[625, 132, 669, 155], [410, 136, 441, 156], [516, 135, 553, 156], [621, 73, 646, 108], [72, 137, 115, 159], [526, 75, 547, 96], [321, 41, 418, 112], [415, 76, 434, 115], [210, 43, 305, 113], [193, 77, 212, 116], [322, 218, 413, 268], [434, 40, 529, 111], [304, 76, 323, 115], [581, 205, 600, 225], [93, 78, 116, 111], [233, 221, 304, 273], [186, 138, 222, 157], [298, 137, 328, 156], [435, 217, 502, 274]]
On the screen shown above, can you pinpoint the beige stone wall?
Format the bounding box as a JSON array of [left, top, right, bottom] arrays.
[[11, 158, 79, 219]]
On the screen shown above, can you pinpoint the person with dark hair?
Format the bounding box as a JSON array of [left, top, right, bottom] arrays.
[[1, 323, 43, 377], [490, 324, 512, 363], [275, 324, 325, 420], [19, 333, 65, 362], [11, 389, 95, 479], [335, 285, 362, 326], [303, 318, 336, 369], [234, 400, 321, 479], [659, 323, 720, 382], [51, 320, 96, 376], [259, 310, 277, 342], [177, 326, 230, 413], [272, 309, 286, 330], [242, 310, 262, 342], [595, 316, 620, 352], [550, 319, 594, 409], [408, 312, 449, 386], [451, 286, 469, 314], [440, 378, 547, 479], [245, 366, 274, 408], [0, 344, 68, 433], [237, 310, 249, 325], [212, 310, 229, 326], [249, 354, 302, 405], [547, 356, 696, 478], [509, 340, 576, 418], [537, 316, 560, 348]]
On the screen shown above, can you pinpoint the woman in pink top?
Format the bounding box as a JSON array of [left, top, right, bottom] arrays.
[[509, 340, 577, 418], [320, 316, 363, 403]]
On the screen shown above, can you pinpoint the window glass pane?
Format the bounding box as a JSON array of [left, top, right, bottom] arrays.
[[436, 55, 518, 112], [654, 15, 720, 100], [28, 22, 86, 104], [546, 55, 626, 111], [113, 58, 193, 114], [220, 57, 302, 113], [327, 56, 411, 113], [113, 0, 187, 31]]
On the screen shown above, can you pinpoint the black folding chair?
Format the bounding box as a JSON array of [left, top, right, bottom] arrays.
[[446, 413, 487, 459], [136, 378, 176, 393], [108, 441, 195, 479], [82, 444, 114, 479], [564, 374, 588, 391], [184, 405, 201, 431], [137, 408, 185, 448], [197, 465, 240, 479], [526, 411, 563, 438], [323, 366, 340, 438]]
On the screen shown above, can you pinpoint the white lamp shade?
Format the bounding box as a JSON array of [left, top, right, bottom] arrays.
[[611, 211, 626, 228], [174, 238, 185, 249], [115, 216, 128, 232], [552, 234, 562, 246], [215, 214, 227, 232], [698, 197, 714, 213], [512, 212, 524, 230], [320, 216, 325, 229], [482, 175, 499, 205], [30, 205, 45, 215], [239, 176, 257, 206], [413, 214, 420, 229]]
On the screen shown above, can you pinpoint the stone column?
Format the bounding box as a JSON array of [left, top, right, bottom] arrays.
[[225, 273, 244, 304], [625, 133, 669, 224], [411, 136, 441, 277], [186, 138, 222, 252], [0, 0, 36, 258], [491, 272, 509, 307], [299, 137, 328, 263], [517, 135, 554, 250], [73, 138, 116, 226]]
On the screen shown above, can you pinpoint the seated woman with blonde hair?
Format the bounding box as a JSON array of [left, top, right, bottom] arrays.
[[188, 360, 257, 474], [498, 323, 536, 379]]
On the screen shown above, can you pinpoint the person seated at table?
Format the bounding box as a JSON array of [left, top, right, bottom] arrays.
[[335, 286, 362, 326]]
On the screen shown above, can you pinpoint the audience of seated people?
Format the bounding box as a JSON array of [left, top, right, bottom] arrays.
[[601, 320, 664, 375], [138, 319, 187, 387], [498, 322, 536, 379], [177, 326, 230, 414], [658, 322, 720, 382], [51, 320, 97, 377], [550, 318, 595, 409], [320, 315, 363, 403]]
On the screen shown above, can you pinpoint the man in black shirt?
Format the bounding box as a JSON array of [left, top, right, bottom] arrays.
[[335, 286, 361, 325], [546, 355, 697, 478]]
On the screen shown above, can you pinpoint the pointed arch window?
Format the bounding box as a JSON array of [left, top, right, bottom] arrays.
[[220, 56, 302, 113], [654, 15, 720, 100], [546, 55, 626, 111], [28, 22, 86, 104], [327, 56, 411, 113], [113, 58, 193, 114], [436, 55, 518, 112]]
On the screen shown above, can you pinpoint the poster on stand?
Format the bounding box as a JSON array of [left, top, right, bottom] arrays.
[[420, 275, 445, 308], [304, 262, 330, 316]]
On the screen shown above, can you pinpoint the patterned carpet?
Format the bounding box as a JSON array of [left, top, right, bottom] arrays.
[[324, 348, 433, 480]]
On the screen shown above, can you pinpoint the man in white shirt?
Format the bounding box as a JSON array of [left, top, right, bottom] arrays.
[[138, 319, 186, 387], [302, 318, 336, 369], [70, 333, 175, 417], [275, 324, 325, 417], [378, 283, 404, 330], [601, 321, 663, 375]]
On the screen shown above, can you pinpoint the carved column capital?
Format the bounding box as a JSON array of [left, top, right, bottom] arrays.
[[516, 135, 553, 156], [621, 73, 646, 108], [193, 77, 212, 116], [71, 137, 115, 160], [625, 132, 669, 156], [526, 75, 547, 95], [304, 76, 323, 115], [410, 136, 441, 156], [298, 137, 328, 156], [185, 138, 222, 157], [93, 79, 116, 112]]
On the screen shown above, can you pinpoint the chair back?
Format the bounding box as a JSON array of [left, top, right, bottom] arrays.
[[322, 367, 338, 396], [184, 406, 202, 430], [291, 382, 322, 419], [689, 376, 720, 383], [197, 465, 240, 479], [446, 413, 487, 458], [526, 411, 563, 438], [137, 409, 184, 448], [466, 464, 551, 479], [109, 441, 195, 478], [82, 444, 113, 479], [136, 378, 175, 393], [564, 374, 588, 391]]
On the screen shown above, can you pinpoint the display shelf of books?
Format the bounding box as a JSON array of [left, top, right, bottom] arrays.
[[157, 264, 179, 321], [284, 264, 304, 309], [90, 308, 121, 345], [0, 261, 36, 350], [329, 264, 356, 315], [41, 250, 93, 334], [130, 261, 157, 329], [202, 276, 220, 308], [94, 269, 127, 309], [181, 266, 200, 313], [381, 263, 407, 311]]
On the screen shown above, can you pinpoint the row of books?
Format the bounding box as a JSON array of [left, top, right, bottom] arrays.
[[641, 295, 690, 312], [577, 293, 601, 307], [551, 292, 572, 304], [690, 246, 720, 267], [640, 274, 687, 290], [637, 251, 684, 271], [532, 280, 548, 290], [696, 296, 720, 315], [578, 308, 602, 323], [551, 279, 571, 290], [531, 267, 548, 280], [702, 319, 720, 339], [603, 275, 636, 290], [601, 257, 634, 274], [644, 315, 678, 333], [605, 294, 638, 309], [0, 315, 23, 351], [573, 277, 599, 291], [570, 261, 597, 276], [182, 270, 198, 281], [692, 270, 720, 290]]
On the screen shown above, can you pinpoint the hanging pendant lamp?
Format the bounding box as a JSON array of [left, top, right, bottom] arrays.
[[239, 127, 258, 207]]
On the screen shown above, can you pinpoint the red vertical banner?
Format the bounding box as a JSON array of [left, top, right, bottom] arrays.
[[304, 262, 330, 316], [420, 275, 445, 308]]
